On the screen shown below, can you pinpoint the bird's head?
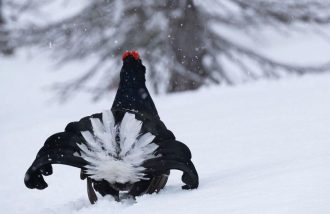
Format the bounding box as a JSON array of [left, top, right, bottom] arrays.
[[120, 50, 146, 85]]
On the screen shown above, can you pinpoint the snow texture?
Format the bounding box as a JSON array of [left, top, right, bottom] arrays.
[[78, 110, 157, 184], [1, 31, 330, 213]]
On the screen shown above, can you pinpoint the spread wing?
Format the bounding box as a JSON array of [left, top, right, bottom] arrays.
[[24, 114, 102, 189], [24, 111, 199, 192], [141, 118, 199, 190], [143, 139, 199, 190]]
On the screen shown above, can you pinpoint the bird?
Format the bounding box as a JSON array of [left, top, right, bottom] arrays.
[[24, 51, 199, 203]]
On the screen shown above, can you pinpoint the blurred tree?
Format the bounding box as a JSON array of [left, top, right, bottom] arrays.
[[0, 0, 45, 56], [13, 0, 330, 100], [0, 0, 14, 55]]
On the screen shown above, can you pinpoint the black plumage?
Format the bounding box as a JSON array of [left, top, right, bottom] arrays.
[[24, 52, 199, 203]]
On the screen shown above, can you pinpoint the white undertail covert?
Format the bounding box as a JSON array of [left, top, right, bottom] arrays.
[[77, 110, 158, 184]]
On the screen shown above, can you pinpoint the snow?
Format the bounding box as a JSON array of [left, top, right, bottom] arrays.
[[1, 51, 330, 213]]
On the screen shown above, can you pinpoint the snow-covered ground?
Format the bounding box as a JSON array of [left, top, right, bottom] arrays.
[[1, 51, 330, 214]]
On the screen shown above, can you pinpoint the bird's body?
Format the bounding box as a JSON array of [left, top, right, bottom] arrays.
[[24, 51, 199, 203]]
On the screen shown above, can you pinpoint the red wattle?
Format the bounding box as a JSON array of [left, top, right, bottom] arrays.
[[122, 50, 140, 61]]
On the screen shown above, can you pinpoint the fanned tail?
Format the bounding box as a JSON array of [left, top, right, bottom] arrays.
[[79, 110, 158, 184]]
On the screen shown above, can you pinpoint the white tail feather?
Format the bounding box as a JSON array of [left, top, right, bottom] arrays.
[[78, 110, 157, 184], [119, 113, 142, 157]]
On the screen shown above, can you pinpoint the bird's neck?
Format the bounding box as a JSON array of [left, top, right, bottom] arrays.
[[119, 71, 146, 88]]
